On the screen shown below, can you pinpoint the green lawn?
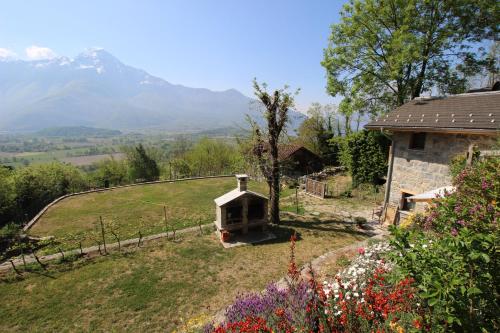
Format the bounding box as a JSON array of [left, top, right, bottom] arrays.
[[1, 219, 368, 332], [30, 177, 270, 250]]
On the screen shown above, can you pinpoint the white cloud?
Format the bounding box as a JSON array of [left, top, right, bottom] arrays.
[[25, 45, 57, 60], [0, 48, 17, 59]]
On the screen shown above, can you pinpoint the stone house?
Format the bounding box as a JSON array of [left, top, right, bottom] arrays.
[[365, 89, 499, 223]]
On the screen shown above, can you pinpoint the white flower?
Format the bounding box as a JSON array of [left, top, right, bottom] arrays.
[[422, 244, 428, 249], [353, 292, 359, 297]]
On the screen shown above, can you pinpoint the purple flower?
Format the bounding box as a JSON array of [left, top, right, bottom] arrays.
[[481, 179, 490, 190], [224, 281, 311, 325], [451, 228, 458, 236], [457, 220, 466, 227]]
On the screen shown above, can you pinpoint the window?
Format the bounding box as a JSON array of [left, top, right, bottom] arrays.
[[409, 132, 426, 150]]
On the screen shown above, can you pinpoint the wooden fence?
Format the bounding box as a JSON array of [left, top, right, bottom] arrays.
[[305, 177, 328, 199]]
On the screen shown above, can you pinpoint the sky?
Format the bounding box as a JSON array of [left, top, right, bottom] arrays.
[[0, 0, 346, 111]]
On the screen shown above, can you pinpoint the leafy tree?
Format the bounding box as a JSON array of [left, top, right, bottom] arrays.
[[251, 79, 298, 225], [322, 0, 498, 112], [92, 157, 129, 187], [183, 138, 245, 176], [126, 144, 160, 182], [334, 130, 390, 187], [296, 103, 338, 164]]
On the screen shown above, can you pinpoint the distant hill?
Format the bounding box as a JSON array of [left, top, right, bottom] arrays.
[[0, 48, 305, 132], [36, 126, 122, 137]]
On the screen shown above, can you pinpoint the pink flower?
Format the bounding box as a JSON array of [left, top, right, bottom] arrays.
[[358, 247, 365, 255], [451, 228, 458, 236]]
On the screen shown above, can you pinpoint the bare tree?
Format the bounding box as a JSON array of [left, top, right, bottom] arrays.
[[251, 79, 298, 225]]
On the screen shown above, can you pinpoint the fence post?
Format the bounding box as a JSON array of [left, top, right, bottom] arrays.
[[295, 187, 299, 214], [137, 231, 142, 247], [164, 205, 168, 236], [10, 260, 20, 275], [99, 216, 107, 254]]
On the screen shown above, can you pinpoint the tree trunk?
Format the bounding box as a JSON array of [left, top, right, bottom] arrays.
[[412, 58, 428, 99], [269, 147, 280, 225], [269, 176, 280, 225]]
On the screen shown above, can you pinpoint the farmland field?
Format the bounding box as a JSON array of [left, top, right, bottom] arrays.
[[29, 177, 270, 249], [60, 152, 125, 166]]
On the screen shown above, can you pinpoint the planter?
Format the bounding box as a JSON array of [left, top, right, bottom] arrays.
[[221, 230, 231, 242]]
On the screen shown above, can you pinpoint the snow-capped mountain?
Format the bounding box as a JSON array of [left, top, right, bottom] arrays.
[[0, 48, 305, 131]]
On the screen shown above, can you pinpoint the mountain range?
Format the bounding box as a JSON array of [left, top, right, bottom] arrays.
[[0, 48, 305, 132]]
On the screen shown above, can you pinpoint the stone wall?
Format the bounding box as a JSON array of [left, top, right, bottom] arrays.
[[388, 132, 496, 209]]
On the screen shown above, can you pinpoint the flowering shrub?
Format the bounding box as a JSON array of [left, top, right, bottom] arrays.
[[333, 242, 393, 288], [390, 157, 500, 331], [324, 267, 420, 332], [208, 239, 421, 333]]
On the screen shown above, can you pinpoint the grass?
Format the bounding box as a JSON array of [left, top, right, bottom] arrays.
[[0, 219, 368, 332], [30, 177, 269, 251], [325, 173, 384, 210]]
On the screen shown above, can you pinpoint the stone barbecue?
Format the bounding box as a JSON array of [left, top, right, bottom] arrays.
[[214, 174, 269, 238]]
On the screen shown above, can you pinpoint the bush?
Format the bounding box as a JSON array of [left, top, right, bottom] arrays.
[[332, 130, 390, 187], [0, 166, 16, 226], [91, 157, 129, 187], [390, 157, 500, 331], [12, 162, 88, 224]]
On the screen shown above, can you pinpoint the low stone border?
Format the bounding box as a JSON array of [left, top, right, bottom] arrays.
[[22, 175, 233, 231], [1, 223, 215, 273]]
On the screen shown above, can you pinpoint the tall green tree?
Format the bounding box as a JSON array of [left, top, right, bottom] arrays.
[[251, 79, 298, 225], [126, 144, 160, 182], [335, 130, 391, 187], [296, 103, 338, 164], [322, 0, 498, 112]]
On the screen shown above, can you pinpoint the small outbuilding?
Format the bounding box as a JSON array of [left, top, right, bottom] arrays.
[[259, 143, 323, 176], [214, 175, 269, 237]]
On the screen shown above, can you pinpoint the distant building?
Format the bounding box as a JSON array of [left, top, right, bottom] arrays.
[[366, 87, 499, 223], [259, 143, 323, 176]]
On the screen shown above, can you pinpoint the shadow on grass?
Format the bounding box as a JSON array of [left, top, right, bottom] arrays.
[[251, 218, 374, 248], [280, 219, 377, 237]]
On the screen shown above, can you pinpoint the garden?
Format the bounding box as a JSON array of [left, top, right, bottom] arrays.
[[207, 156, 499, 332], [0, 215, 371, 332]]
